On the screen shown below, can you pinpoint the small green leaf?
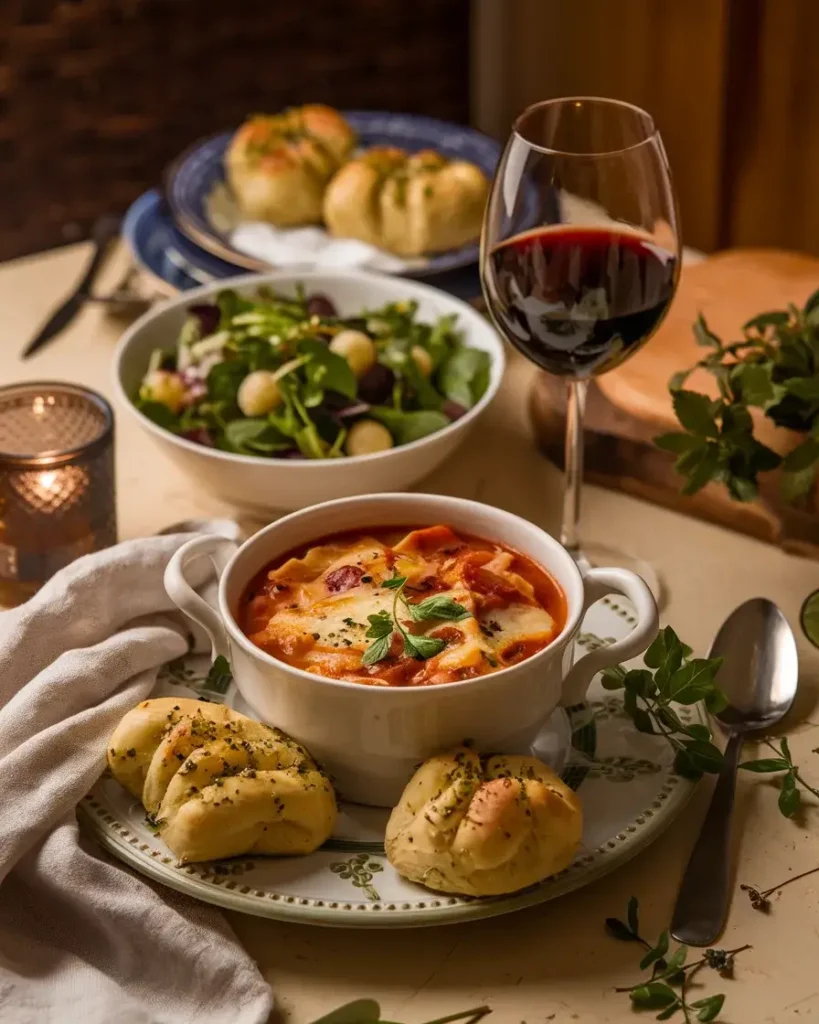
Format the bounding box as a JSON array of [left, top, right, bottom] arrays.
[[203, 655, 232, 694], [655, 432, 704, 454], [135, 399, 181, 432], [743, 309, 790, 332], [734, 362, 776, 407], [681, 443, 721, 495], [694, 314, 723, 349], [381, 575, 407, 590], [627, 895, 639, 935], [684, 723, 713, 741], [674, 747, 701, 779], [738, 758, 789, 773], [657, 706, 686, 733], [309, 1000, 382, 1024], [437, 347, 491, 409], [402, 632, 447, 660], [782, 465, 817, 504], [601, 665, 627, 690], [633, 708, 656, 734], [639, 930, 669, 971], [365, 611, 394, 639], [673, 390, 719, 439], [681, 740, 724, 774], [785, 377, 819, 402], [666, 659, 722, 705], [669, 368, 692, 392], [299, 337, 357, 399], [781, 736, 792, 762], [630, 982, 678, 1009], [624, 669, 655, 697], [361, 634, 393, 666], [779, 772, 801, 818], [704, 687, 729, 715], [644, 626, 684, 671], [656, 1003, 681, 1021], [369, 406, 450, 445], [663, 945, 688, 974], [800, 589, 819, 648], [410, 595, 471, 622], [605, 917, 639, 942], [691, 994, 725, 1022], [783, 438, 819, 472]]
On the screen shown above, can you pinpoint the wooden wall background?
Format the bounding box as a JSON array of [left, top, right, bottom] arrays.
[[0, 0, 470, 262], [471, 0, 819, 257]]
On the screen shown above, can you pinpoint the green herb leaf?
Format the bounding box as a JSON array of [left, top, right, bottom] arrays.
[[656, 1004, 681, 1021], [655, 432, 704, 454], [673, 391, 720, 439], [644, 626, 685, 670], [744, 309, 790, 332], [309, 999, 383, 1023], [369, 406, 451, 445], [633, 708, 655, 734], [601, 665, 627, 690], [361, 634, 392, 666], [666, 659, 722, 705], [630, 982, 678, 1009], [437, 347, 492, 409], [783, 437, 819, 472], [779, 772, 801, 818], [410, 595, 471, 622], [680, 740, 725, 774], [681, 442, 721, 495], [781, 736, 792, 762], [738, 758, 789, 773], [734, 362, 776, 407], [782, 464, 817, 503], [694, 314, 723, 349], [382, 575, 408, 590], [623, 669, 655, 697], [704, 687, 729, 715], [223, 418, 290, 454], [203, 655, 232, 694], [663, 945, 688, 974], [136, 400, 180, 431], [365, 611, 394, 640], [402, 632, 447, 660], [691, 994, 725, 1022], [299, 337, 357, 400], [639, 930, 668, 971], [605, 916, 640, 942], [206, 360, 248, 406]]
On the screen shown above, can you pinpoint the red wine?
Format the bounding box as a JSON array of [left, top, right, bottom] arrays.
[[484, 226, 677, 378]]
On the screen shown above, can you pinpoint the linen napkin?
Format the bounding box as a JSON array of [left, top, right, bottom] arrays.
[[230, 221, 412, 273], [0, 535, 273, 1024]]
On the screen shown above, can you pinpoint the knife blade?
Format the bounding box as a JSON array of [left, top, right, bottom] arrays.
[[22, 215, 121, 359]]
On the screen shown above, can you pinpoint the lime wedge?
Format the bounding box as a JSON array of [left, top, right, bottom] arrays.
[[800, 589, 819, 647]]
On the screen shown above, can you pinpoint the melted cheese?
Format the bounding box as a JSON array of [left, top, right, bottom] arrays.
[[241, 525, 565, 686]]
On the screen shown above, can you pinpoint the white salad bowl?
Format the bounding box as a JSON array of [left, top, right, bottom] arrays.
[[113, 270, 505, 510], [165, 493, 659, 806]]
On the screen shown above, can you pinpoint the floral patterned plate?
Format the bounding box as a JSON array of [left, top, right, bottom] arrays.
[[78, 597, 699, 928]]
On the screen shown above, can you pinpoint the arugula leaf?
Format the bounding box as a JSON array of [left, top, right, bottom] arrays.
[[369, 407, 451, 445], [403, 632, 447, 660], [207, 360, 247, 405], [223, 418, 290, 454], [409, 595, 471, 622], [425, 313, 459, 369], [437, 347, 491, 409], [136, 400, 180, 431], [299, 337, 357, 400]]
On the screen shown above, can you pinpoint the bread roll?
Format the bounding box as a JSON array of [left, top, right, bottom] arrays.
[[323, 147, 489, 257], [108, 697, 336, 863], [385, 748, 582, 896], [226, 105, 355, 226]]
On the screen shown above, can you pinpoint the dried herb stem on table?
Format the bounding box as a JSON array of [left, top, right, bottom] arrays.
[[656, 292, 819, 504], [607, 897, 751, 1022], [600, 626, 728, 779], [310, 1001, 492, 1024]]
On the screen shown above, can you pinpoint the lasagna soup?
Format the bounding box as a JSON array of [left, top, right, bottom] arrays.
[[239, 525, 567, 686]]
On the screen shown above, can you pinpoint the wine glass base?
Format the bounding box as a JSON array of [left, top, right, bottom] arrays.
[[567, 542, 664, 609]]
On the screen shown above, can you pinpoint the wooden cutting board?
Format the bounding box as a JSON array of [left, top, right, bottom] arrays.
[[530, 248, 819, 557]]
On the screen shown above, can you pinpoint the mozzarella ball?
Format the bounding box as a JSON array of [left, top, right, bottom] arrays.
[[411, 345, 433, 377], [346, 419, 394, 456], [237, 370, 282, 417], [329, 330, 376, 378], [142, 370, 187, 414]]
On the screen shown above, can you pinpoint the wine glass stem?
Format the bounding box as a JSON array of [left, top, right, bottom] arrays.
[[560, 379, 588, 556]]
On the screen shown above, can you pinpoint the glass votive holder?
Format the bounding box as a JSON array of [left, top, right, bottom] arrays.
[[0, 382, 117, 604]]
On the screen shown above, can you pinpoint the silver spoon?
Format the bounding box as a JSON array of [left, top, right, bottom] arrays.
[[670, 598, 798, 946]]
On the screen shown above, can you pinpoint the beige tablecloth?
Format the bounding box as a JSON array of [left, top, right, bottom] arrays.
[[2, 242, 819, 1023]]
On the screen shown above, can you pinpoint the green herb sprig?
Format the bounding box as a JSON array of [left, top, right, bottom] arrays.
[[607, 897, 750, 1022], [656, 292, 819, 504], [361, 573, 471, 666], [601, 627, 727, 778], [738, 737, 819, 818]]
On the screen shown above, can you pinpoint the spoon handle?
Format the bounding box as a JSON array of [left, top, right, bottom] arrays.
[[670, 732, 743, 946]]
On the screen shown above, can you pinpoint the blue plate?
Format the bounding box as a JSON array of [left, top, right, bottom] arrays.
[[165, 111, 502, 277], [122, 189, 482, 300]]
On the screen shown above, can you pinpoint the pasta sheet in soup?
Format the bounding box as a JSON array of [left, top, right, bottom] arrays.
[[239, 525, 567, 686]]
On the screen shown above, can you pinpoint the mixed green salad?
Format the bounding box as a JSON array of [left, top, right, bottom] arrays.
[[135, 286, 492, 459]]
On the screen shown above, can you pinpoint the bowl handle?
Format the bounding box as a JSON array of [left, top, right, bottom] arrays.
[[164, 535, 239, 662], [560, 567, 659, 707]]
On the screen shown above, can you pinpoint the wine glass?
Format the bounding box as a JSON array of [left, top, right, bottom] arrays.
[[480, 97, 680, 598]]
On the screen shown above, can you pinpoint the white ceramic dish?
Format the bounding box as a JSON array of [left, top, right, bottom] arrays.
[[164, 493, 658, 806], [113, 270, 505, 511]]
